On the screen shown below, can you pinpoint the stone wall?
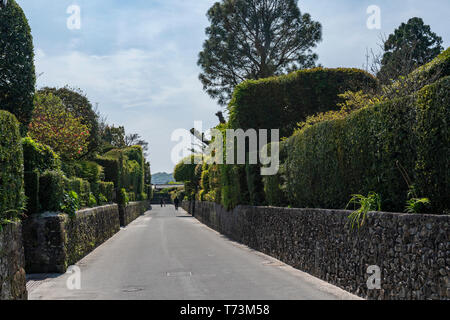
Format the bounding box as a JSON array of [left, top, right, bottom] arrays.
[[183, 201, 449, 300], [23, 204, 120, 273], [0, 222, 27, 300], [119, 201, 149, 226]]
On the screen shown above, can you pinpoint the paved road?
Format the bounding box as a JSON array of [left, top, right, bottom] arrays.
[[28, 205, 360, 300]]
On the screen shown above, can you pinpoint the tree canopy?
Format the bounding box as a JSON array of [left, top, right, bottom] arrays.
[[38, 87, 101, 157], [198, 0, 322, 105], [28, 93, 90, 160], [378, 17, 443, 83], [0, 0, 35, 130]]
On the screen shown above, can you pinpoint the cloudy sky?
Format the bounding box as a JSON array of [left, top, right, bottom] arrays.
[[17, 0, 450, 173]]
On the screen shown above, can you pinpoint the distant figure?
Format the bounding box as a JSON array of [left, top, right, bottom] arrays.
[[163, 199, 166, 207], [174, 197, 179, 211], [160, 198, 164, 207]]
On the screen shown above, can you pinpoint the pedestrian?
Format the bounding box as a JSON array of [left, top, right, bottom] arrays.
[[160, 198, 163, 207], [174, 197, 179, 211]]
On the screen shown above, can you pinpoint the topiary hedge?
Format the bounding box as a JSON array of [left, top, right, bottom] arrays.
[[98, 181, 114, 203], [65, 177, 91, 208], [39, 170, 65, 212], [22, 136, 60, 173], [282, 76, 449, 214], [0, 111, 25, 222], [228, 67, 378, 138]]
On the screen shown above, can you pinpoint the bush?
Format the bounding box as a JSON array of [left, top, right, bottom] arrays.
[[88, 193, 97, 208], [282, 76, 449, 214], [0, 111, 25, 222], [22, 137, 60, 173], [61, 191, 80, 218], [98, 181, 114, 203], [228, 67, 378, 138], [65, 177, 91, 208], [97, 193, 108, 206], [95, 156, 121, 187], [39, 170, 65, 212], [24, 171, 39, 214], [118, 188, 129, 206]]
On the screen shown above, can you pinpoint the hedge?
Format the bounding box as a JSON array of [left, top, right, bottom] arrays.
[[65, 177, 91, 207], [281, 76, 449, 214], [228, 67, 378, 138], [98, 181, 114, 203], [39, 170, 64, 212], [0, 111, 25, 221], [24, 170, 39, 214], [22, 137, 60, 173]]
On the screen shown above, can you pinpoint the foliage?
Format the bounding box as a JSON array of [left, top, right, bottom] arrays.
[[22, 136, 60, 173], [346, 192, 382, 230], [38, 87, 101, 156], [101, 125, 126, 150], [198, 0, 322, 105], [406, 198, 431, 214], [65, 177, 91, 208], [378, 17, 443, 84], [228, 67, 378, 138], [97, 193, 108, 206], [0, 111, 25, 222], [38, 170, 64, 212], [24, 170, 39, 214], [118, 188, 129, 206], [61, 191, 80, 218], [98, 181, 114, 203], [174, 155, 203, 183], [28, 93, 90, 160], [88, 193, 97, 208], [0, 0, 36, 131]]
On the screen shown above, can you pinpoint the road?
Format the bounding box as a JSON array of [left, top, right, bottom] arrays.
[[28, 205, 360, 300]]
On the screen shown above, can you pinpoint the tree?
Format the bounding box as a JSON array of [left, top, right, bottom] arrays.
[[101, 125, 126, 150], [0, 0, 35, 130], [28, 93, 90, 160], [38, 87, 101, 156], [198, 0, 322, 105], [378, 17, 443, 83], [125, 133, 149, 157]]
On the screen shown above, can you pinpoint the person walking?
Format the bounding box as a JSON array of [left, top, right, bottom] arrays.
[[174, 197, 179, 211], [160, 198, 164, 207]]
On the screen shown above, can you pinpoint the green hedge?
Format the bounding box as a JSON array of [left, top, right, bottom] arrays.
[[0, 111, 25, 221], [65, 177, 91, 207], [39, 170, 64, 212], [22, 137, 60, 173], [24, 171, 39, 214], [95, 156, 121, 188], [98, 181, 114, 203], [228, 67, 378, 137], [282, 76, 449, 214]]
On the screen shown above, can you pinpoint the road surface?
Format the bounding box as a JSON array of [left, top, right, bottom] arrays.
[[28, 205, 360, 300]]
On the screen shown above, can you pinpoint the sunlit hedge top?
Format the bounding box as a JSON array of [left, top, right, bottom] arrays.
[[228, 67, 378, 137]]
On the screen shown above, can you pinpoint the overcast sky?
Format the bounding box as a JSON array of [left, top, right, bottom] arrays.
[[17, 0, 450, 173]]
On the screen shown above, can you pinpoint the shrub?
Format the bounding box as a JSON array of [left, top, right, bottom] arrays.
[[39, 170, 65, 212], [98, 181, 114, 203], [346, 192, 382, 230], [22, 137, 60, 173], [65, 177, 91, 207], [0, 111, 25, 222], [24, 170, 39, 214], [228, 67, 378, 138], [282, 76, 449, 214], [61, 191, 80, 218], [118, 188, 129, 206], [95, 156, 121, 187], [97, 193, 108, 206], [88, 193, 97, 207], [0, 0, 36, 131]]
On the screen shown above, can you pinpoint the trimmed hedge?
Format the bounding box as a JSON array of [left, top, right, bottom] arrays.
[[0, 111, 25, 221], [282, 76, 449, 214], [65, 177, 91, 207], [24, 171, 39, 214], [228, 67, 378, 137], [98, 181, 114, 203], [22, 137, 60, 173], [39, 170, 64, 212]]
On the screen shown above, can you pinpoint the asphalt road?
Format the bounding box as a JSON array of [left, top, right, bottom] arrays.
[[28, 205, 360, 300]]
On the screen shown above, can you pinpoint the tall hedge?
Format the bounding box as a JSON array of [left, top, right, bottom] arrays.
[[228, 67, 378, 137], [0, 111, 25, 221], [0, 0, 36, 130], [282, 76, 449, 214]]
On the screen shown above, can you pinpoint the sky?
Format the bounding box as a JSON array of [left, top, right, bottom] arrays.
[[17, 0, 450, 173]]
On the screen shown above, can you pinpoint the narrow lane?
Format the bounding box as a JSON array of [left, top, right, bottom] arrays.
[[28, 205, 360, 300]]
